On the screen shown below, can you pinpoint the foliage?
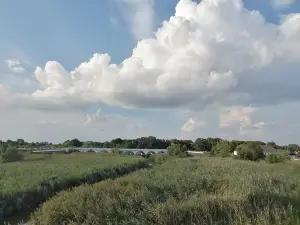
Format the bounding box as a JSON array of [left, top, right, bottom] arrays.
[[212, 141, 231, 157], [0, 137, 293, 156], [167, 143, 188, 157], [288, 144, 300, 154], [194, 138, 210, 151], [0, 154, 146, 219], [148, 154, 170, 165], [236, 143, 265, 161], [266, 150, 290, 164], [267, 141, 279, 149], [62, 139, 83, 147], [111, 148, 123, 155], [0, 146, 23, 163], [31, 157, 300, 225]]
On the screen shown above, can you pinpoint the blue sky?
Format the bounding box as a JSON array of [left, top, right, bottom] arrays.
[[0, 0, 300, 144]]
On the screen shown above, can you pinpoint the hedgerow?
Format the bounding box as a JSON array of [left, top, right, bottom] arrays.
[[31, 157, 300, 225]]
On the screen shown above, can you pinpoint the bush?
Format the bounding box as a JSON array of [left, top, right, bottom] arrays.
[[0, 147, 23, 163], [236, 143, 265, 161], [112, 148, 123, 155], [212, 141, 231, 157], [148, 154, 169, 164], [266, 150, 290, 164], [167, 143, 188, 157]]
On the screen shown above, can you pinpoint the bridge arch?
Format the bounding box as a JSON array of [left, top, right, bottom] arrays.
[[124, 151, 134, 156], [157, 151, 166, 154], [135, 151, 146, 157], [146, 151, 156, 157]]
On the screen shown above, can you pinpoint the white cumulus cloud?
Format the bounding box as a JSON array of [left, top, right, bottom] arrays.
[[119, 0, 155, 40], [220, 106, 266, 134], [2, 0, 300, 113]]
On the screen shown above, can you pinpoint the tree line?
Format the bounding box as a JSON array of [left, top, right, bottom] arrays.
[[0, 137, 299, 154]]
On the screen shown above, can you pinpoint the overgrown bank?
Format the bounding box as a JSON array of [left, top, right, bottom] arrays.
[[0, 153, 147, 220], [31, 157, 300, 225]]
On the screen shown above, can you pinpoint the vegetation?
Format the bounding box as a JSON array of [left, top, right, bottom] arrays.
[[212, 141, 231, 157], [2, 136, 297, 154], [236, 142, 265, 161], [266, 150, 290, 164], [148, 154, 170, 165], [0, 146, 23, 163], [31, 157, 300, 225], [167, 143, 188, 157], [0, 153, 147, 219]]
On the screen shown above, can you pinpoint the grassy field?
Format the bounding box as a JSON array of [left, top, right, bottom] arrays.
[[31, 156, 300, 225], [0, 153, 147, 219]]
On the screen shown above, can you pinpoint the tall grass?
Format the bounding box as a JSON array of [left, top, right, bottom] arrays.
[[0, 153, 147, 219], [31, 157, 300, 225]]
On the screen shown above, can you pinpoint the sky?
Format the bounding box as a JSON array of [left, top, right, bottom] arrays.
[[0, 0, 300, 144]]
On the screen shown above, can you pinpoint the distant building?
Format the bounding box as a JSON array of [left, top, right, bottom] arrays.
[[260, 145, 277, 156]]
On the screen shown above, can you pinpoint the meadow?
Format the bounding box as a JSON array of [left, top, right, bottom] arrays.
[[31, 156, 300, 225], [0, 153, 147, 220]]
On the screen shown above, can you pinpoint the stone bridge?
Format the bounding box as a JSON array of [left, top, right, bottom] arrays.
[[30, 148, 167, 156]]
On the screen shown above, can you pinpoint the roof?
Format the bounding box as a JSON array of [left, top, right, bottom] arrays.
[[260, 145, 276, 154]]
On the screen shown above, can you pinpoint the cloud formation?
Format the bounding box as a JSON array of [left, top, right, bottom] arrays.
[[120, 0, 155, 40], [181, 118, 205, 132], [5, 59, 26, 73], [272, 0, 296, 9], [2, 0, 300, 113], [220, 106, 266, 134], [83, 108, 144, 131]]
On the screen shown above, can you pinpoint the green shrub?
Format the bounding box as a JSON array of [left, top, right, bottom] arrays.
[[111, 148, 123, 155], [148, 154, 169, 164], [236, 143, 265, 161], [167, 143, 188, 157], [212, 141, 231, 157], [0, 147, 23, 163], [266, 150, 290, 164]]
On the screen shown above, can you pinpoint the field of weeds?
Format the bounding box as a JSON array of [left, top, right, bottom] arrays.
[[0, 153, 146, 220], [31, 157, 300, 225]]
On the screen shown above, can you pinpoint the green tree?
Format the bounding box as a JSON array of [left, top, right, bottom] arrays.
[[236, 143, 265, 161], [112, 148, 123, 155], [288, 144, 299, 154], [212, 141, 231, 157], [267, 141, 278, 149], [70, 139, 82, 147], [266, 150, 290, 164], [167, 143, 188, 157], [194, 138, 212, 152], [0, 146, 24, 163]]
